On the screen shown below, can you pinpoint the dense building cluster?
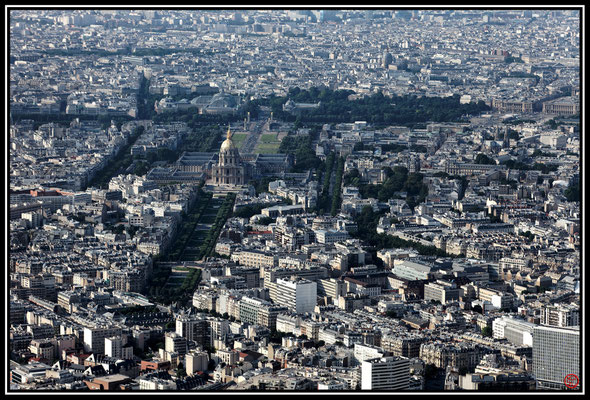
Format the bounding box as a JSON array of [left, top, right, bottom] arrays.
[[9, 8, 581, 393]]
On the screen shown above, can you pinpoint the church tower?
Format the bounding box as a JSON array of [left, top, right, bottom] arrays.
[[212, 126, 245, 186]]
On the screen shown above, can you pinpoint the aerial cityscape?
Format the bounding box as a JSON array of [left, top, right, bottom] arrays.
[[7, 7, 583, 393]]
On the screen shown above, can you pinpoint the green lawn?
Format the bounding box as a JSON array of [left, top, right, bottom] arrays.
[[255, 142, 281, 154], [230, 133, 248, 149], [255, 133, 281, 154], [259, 133, 278, 143]]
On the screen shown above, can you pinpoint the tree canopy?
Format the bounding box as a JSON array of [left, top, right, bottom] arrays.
[[269, 87, 490, 127]]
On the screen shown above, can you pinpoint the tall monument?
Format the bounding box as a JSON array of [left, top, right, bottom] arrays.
[[211, 126, 245, 186]]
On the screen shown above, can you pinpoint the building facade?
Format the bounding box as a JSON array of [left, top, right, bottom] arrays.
[[361, 356, 410, 391], [533, 326, 580, 390], [211, 126, 245, 186], [270, 277, 317, 314]]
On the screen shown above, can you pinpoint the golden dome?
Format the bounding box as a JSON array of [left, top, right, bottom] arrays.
[[220, 125, 235, 152], [220, 138, 235, 151]]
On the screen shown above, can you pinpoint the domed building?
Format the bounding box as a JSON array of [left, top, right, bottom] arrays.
[[211, 126, 245, 186]]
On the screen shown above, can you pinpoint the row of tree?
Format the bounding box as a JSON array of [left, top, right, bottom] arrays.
[[10, 112, 133, 131], [167, 191, 213, 262], [267, 87, 490, 127], [564, 181, 580, 202], [197, 193, 236, 260], [176, 269, 202, 306], [278, 134, 321, 172], [330, 156, 345, 216], [147, 268, 201, 307], [316, 153, 336, 214], [233, 203, 268, 219], [346, 166, 429, 210], [501, 159, 559, 174], [84, 125, 145, 189]]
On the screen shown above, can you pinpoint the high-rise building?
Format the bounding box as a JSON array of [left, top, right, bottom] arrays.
[[540, 304, 579, 327], [361, 356, 410, 390], [104, 336, 133, 360], [317, 278, 346, 300], [270, 277, 317, 314], [175, 313, 209, 347], [533, 326, 580, 390], [104, 336, 122, 359], [238, 296, 287, 330], [209, 318, 230, 345], [164, 332, 187, 357], [185, 351, 209, 376], [492, 316, 536, 346], [354, 343, 385, 363], [83, 326, 122, 355], [424, 280, 460, 305]]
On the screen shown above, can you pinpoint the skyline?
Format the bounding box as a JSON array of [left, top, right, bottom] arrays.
[[6, 7, 584, 394]]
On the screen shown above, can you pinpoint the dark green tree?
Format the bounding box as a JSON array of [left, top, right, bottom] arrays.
[[481, 326, 492, 337], [564, 182, 580, 202], [474, 153, 496, 165]]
